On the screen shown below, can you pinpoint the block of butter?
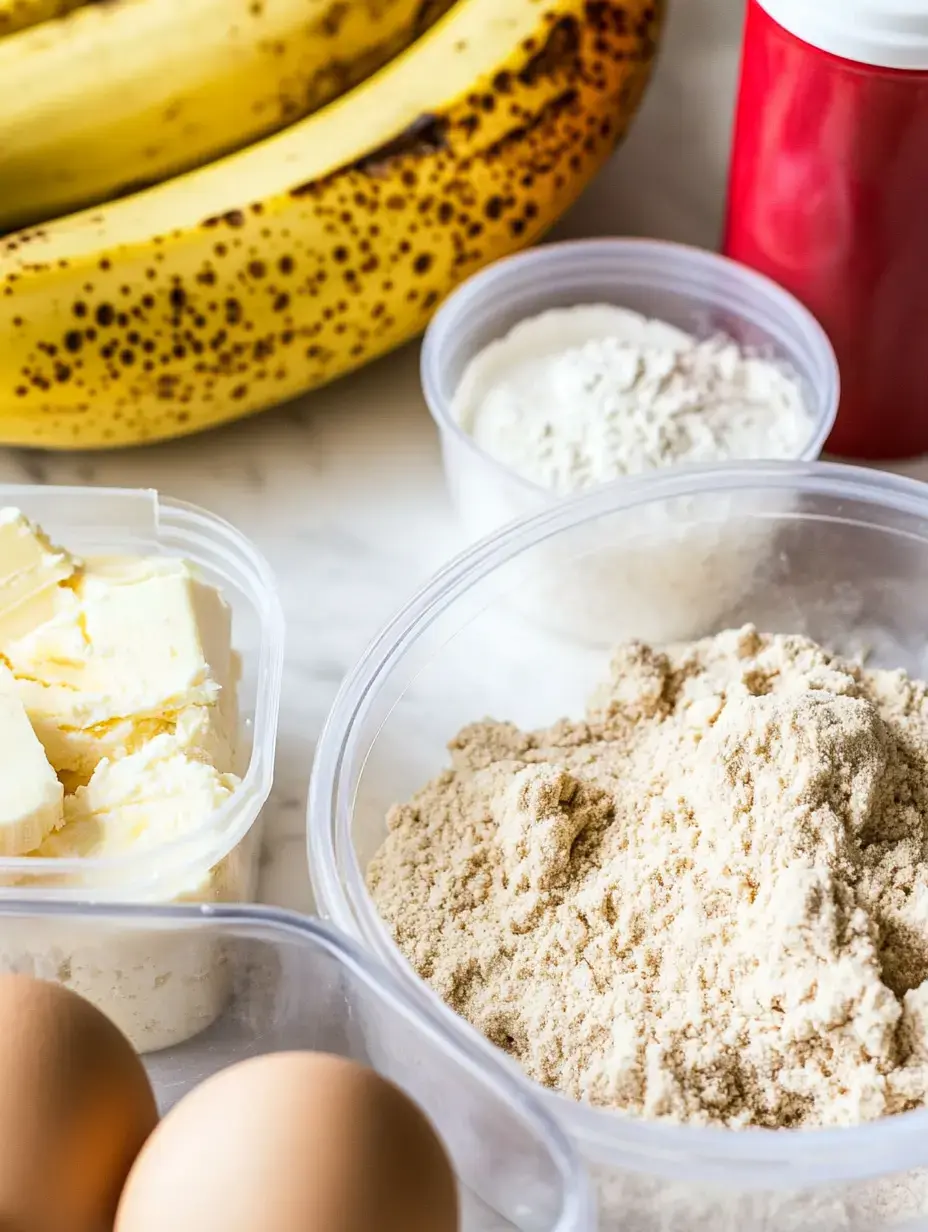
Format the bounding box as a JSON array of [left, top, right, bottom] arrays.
[[0, 666, 63, 856], [5, 549, 236, 785], [47, 697, 239, 796], [36, 733, 240, 897], [0, 508, 78, 642], [38, 734, 239, 859]]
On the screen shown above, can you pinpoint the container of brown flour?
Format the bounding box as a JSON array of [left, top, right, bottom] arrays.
[[311, 460, 928, 1232]]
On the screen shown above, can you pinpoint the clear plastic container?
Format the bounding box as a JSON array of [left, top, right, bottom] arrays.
[[0, 900, 593, 1232], [310, 459, 928, 1231], [0, 485, 284, 1051], [421, 240, 840, 647], [421, 239, 839, 544]]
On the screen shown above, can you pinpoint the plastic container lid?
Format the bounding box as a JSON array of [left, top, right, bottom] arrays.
[[758, 0, 928, 69]]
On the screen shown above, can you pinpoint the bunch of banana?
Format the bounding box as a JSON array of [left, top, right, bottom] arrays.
[[0, 0, 456, 230], [0, 0, 664, 449], [0, 0, 83, 37]]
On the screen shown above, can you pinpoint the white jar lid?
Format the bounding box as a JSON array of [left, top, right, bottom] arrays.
[[758, 0, 928, 70]]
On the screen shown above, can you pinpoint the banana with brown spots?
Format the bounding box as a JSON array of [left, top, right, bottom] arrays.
[[0, 0, 664, 449], [0, 0, 456, 231]]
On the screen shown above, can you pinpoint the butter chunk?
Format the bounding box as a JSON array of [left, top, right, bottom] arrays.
[[0, 668, 63, 855], [6, 557, 234, 779], [45, 704, 236, 798], [49, 700, 238, 794], [0, 507, 78, 642], [38, 733, 239, 861]]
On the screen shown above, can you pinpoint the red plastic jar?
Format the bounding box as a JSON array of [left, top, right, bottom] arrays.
[[724, 0, 928, 459]]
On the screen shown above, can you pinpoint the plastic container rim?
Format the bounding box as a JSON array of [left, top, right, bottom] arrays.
[[420, 237, 840, 503], [0, 898, 593, 1231], [309, 458, 928, 1184], [0, 486, 285, 898]]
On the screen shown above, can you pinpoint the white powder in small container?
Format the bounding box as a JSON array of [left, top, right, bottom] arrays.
[[442, 304, 820, 647], [454, 305, 813, 492]]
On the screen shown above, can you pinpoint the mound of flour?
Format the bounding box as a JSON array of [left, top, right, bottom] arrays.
[[369, 626, 928, 1129]]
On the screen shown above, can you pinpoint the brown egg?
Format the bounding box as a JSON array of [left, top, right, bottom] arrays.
[[116, 1052, 459, 1232], [0, 973, 158, 1232]]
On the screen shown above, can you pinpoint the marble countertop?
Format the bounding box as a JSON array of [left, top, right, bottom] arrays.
[[2, 0, 925, 915]]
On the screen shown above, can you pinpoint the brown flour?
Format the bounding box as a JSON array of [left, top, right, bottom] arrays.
[[367, 626, 928, 1129]]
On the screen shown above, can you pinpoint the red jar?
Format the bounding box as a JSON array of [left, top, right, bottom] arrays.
[[724, 0, 928, 459]]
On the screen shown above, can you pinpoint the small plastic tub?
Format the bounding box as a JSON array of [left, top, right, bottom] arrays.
[[310, 460, 928, 1231], [421, 240, 840, 646], [0, 485, 284, 1051], [422, 238, 839, 539], [0, 900, 594, 1232]]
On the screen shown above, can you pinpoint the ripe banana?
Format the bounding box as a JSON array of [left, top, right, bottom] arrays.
[[0, 0, 83, 37], [0, 0, 664, 449], [0, 0, 456, 232]]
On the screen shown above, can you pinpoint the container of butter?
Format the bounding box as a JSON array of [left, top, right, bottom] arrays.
[[0, 485, 283, 1051]]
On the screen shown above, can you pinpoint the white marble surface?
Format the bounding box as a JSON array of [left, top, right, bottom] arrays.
[[1, 0, 925, 915]]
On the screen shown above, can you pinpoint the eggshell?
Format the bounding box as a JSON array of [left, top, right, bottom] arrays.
[[116, 1051, 459, 1232], [0, 973, 158, 1232]]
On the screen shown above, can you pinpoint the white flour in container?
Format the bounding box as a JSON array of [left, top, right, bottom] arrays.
[[0, 832, 260, 1055], [0, 919, 231, 1054], [447, 306, 815, 649], [452, 305, 813, 493]]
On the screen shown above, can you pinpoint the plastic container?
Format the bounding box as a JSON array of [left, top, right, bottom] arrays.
[[421, 239, 839, 545], [0, 900, 593, 1232], [0, 485, 284, 1051], [310, 459, 928, 1231], [421, 240, 839, 647], [724, 0, 928, 460]]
